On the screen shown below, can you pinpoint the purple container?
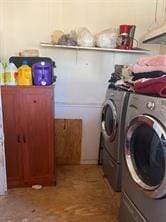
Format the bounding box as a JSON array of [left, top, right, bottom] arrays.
[[32, 61, 52, 86]]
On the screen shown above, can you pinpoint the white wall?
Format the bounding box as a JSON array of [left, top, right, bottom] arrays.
[[41, 48, 148, 163], [40, 48, 145, 104], [0, 0, 163, 59]]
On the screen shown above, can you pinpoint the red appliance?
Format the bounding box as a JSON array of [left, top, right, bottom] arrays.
[[117, 24, 136, 50]]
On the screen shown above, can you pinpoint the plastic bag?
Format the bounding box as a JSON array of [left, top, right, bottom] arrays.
[[58, 34, 77, 46], [77, 27, 95, 47], [51, 30, 64, 44], [95, 28, 118, 48], [121, 65, 133, 82]]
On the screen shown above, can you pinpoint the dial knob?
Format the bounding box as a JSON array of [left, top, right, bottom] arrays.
[[146, 101, 155, 111]]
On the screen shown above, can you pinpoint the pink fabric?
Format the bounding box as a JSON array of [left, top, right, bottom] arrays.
[[133, 64, 166, 73], [134, 76, 166, 97], [137, 55, 166, 66]]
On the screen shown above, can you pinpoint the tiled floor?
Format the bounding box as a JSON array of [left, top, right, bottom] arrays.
[[0, 165, 120, 222]]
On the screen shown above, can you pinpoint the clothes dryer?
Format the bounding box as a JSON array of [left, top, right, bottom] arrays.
[[101, 88, 129, 191], [119, 93, 166, 222]]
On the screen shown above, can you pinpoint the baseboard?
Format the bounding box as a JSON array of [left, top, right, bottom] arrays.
[[80, 159, 98, 164]]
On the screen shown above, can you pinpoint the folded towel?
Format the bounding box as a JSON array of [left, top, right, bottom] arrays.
[[132, 71, 166, 81], [109, 73, 121, 83], [160, 87, 166, 97], [134, 76, 166, 97], [133, 64, 166, 73], [137, 55, 166, 66], [135, 83, 166, 97]]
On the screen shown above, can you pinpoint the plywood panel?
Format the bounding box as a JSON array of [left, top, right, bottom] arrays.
[[54, 119, 65, 165], [55, 119, 82, 165]]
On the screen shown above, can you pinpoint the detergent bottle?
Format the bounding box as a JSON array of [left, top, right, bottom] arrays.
[[0, 63, 5, 85], [17, 60, 32, 85], [5, 62, 18, 85]]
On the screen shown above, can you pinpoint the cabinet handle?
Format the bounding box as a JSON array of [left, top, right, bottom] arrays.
[[23, 135, 26, 143], [17, 135, 21, 143]]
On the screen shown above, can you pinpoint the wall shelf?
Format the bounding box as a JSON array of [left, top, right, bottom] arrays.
[[40, 42, 150, 54]]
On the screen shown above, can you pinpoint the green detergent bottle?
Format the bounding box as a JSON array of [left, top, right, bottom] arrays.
[[5, 62, 18, 85], [0, 63, 5, 85]]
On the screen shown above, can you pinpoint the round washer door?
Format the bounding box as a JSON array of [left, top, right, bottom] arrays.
[[125, 114, 166, 199], [101, 100, 117, 142]]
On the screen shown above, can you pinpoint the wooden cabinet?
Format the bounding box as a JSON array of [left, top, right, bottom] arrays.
[[1, 86, 55, 188]]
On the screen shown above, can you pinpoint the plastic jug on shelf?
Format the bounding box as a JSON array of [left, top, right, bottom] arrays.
[[17, 60, 32, 85], [5, 62, 18, 85]]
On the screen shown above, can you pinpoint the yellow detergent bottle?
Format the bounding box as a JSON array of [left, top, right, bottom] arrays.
[[17, 60, 32, 85], [0, 63, 5, 85], [5, 63, 18, 85]]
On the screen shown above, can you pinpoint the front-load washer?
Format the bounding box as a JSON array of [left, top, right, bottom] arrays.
[[101, 88, 129, 191], [119, 93, 166, 222]]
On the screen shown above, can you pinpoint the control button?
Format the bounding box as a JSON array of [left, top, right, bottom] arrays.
[[146, 101, 155, 111]]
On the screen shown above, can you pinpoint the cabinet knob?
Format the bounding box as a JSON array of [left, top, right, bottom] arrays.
[[23, 135, 26, 143], [17, 135, 21, 143]]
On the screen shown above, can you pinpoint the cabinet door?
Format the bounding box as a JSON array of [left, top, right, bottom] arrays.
[[1, 87, 23, 188], [20, 87, 55, 186]]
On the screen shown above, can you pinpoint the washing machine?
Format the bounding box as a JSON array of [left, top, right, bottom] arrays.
[[119, 93, 166, 222], [101, 88, 129, 191]]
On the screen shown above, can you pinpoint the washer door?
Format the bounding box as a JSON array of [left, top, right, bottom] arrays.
[[101, 100, 117, 142], [125, 115, 166, 199]]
